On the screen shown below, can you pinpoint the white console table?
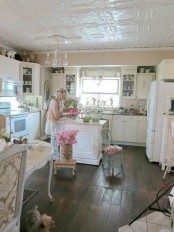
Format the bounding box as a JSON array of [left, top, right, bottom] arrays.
[[57, 119, 107, 165], [25, 140, 53, 202]]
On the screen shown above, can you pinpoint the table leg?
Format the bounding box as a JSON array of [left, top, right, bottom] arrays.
[[48, 159, 53, 202]]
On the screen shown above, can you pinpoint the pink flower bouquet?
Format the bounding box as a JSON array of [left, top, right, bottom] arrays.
[[66, 108, 79, 118], [69, 108, 79, 116], [57, 129, 79, 145], [104, 145, 122, 155]]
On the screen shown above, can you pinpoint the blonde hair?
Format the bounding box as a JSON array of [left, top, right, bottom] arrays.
[[56, 88, 67, 100]]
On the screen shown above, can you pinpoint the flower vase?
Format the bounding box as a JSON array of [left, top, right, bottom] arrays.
[[59, 144, 73, 160]]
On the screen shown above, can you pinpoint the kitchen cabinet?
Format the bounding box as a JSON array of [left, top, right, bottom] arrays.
[[112, 115, 137, 142], [112, 115, 124, 142], [112, 115, 147, 145], [0, 55, 20, 80], [59, 119, 106, 165], [137, 116, 147, 143], [64, 68, 78, 98], [157, 59, 174, 80], [51, 73, 65, 96], [28, 111, 41, 140], [136, 73, 155, 99], [121, 67, 137, 98], [20, 62, 41, 95], [124, 116, 137, 142]]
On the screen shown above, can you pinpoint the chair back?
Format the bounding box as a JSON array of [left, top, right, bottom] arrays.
[[0, 144, 28, 232], [101, 128, 112, 148]]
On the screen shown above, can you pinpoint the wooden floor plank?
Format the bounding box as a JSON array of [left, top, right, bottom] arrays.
[[20, 145, 174, 232]]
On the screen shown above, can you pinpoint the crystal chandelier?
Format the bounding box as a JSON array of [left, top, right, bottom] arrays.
[[45, 35, 68, 68]]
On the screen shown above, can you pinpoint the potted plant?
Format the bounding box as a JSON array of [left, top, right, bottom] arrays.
[[56, 129, 79, 160], [1, 128, 12, 143]]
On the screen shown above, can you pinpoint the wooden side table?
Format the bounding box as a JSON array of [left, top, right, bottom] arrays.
[[54, 159, 76, 176]]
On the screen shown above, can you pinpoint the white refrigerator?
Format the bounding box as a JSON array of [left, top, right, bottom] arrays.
[[146, 80, 174, 162]]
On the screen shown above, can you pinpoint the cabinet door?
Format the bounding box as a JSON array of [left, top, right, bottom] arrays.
[[124, 116, 137, 142], [51, 74, 65, 96], [122, 67, 137, 98], [122, 74, 136, 98], [0, 55, 20, 80], [20, 62, 40, 95], [157, 59, 174, 80], [112, 116, 124, 141], [64, 68, 77, 98], [137, 117, 147, 143], [136, 74, 154, 99], [66, 74, 76, 97], [28, 112, 40, 140]]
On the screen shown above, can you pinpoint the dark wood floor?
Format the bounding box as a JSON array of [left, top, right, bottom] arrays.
[[20, 145, 174, 232]]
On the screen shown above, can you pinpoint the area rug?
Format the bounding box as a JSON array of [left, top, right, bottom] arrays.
[[23, 189, 38, 205]]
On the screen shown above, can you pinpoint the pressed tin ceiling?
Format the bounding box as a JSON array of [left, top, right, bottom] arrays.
[[0, 0, 174, 53]]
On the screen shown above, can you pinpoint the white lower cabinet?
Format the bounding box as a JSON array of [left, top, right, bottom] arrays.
[[59, 120, 105, 165], [112, 115, 124, 141], [28, 112, 41, 140], [137, 117, 147, 143], [124, 116, 138, 142], [112, 115, 147, 145]]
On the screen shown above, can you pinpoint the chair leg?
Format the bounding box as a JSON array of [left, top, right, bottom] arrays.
[[163, 152, 174, 180]]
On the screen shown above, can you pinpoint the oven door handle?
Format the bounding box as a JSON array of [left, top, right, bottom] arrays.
[[11, 115, 28, 119]]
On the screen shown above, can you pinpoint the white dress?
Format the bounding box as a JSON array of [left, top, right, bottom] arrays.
[[45, 99, 64, 160]]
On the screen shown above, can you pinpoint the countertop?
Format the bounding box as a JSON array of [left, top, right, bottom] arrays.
[[101, 111, 147, 116], [59, 118, 107, 125]]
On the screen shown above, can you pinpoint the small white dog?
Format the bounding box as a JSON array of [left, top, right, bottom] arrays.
[[26, 205, 55, 232]]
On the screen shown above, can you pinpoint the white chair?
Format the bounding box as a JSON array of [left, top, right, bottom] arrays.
[[101, 128, 123, 176], [0, 144, 28, 232], [163, 122, 174, 180]]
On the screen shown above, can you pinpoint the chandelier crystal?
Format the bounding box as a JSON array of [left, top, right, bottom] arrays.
[[45, 35, 68, 68]]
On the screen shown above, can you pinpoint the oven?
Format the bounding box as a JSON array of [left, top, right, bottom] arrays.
[[10, 114, 29, 138]]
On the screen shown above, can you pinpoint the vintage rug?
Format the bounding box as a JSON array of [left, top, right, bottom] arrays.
[[23, 189, 38, 205]]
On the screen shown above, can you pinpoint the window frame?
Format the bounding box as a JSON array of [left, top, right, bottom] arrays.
[[81, 77, 120, 94]]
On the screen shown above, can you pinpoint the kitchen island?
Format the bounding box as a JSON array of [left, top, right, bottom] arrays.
[[57, 119, 107, 165]]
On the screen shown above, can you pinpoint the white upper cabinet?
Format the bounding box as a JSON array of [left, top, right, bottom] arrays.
[[157, 59, 174, 80], [51, 73, 65, 96], [64, 67, 78, 98], [136, 73, 155, 99], [121, 67, 137, 98], [136, 66, 156, 99], [20, 62, 41, 95], [0, 55, 20, 80]]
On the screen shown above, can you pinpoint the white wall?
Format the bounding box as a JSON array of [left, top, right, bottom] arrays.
[[36, 50, 174, 66]]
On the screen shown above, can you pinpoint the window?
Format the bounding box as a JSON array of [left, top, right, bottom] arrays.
[[80, 77, 120, 108]]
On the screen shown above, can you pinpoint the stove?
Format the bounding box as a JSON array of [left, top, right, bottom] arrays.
[[0, 102, 28, 116], [0, 102, 29, 138]]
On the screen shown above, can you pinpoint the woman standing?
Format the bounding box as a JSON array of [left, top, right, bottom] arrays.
[[45, 88, 67, 160]]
